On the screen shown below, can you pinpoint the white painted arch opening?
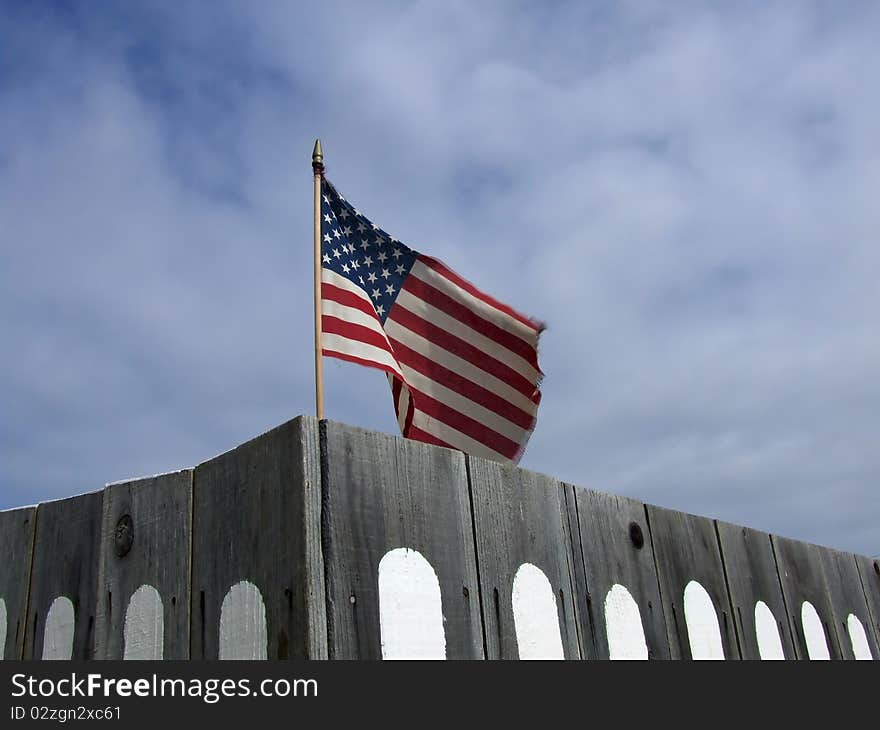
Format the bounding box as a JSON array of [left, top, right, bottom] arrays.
[[754, 600, 785, 660], [604, 583, 648, 660], [219, 580, 268, 660], [378, 547, 446, 660], [123, 584, 164, 660], [683, 580, 724, 660], [42, 596, 75, 660], [801, 601, 830, 660], [511, 562, 564, 660], [0, 597, 7, 659], [847, 614, 872, 660]]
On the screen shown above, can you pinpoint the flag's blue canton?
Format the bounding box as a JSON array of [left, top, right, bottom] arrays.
[[321, 180, 418, 324]]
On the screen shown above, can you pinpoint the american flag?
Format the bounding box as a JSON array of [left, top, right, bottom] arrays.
[[319, 178, 544, 463]]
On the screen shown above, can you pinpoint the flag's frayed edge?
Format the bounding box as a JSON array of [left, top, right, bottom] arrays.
[[510, 324, 545, 465]]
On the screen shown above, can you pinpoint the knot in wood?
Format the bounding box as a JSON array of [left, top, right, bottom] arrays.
[[114, 514, 134, 558], [629, 521, 645, 550]]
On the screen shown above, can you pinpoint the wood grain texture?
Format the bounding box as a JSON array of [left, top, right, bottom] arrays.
[[94, 470, 193, 659], [855, 555, 880, 648], [23, 491, 103, 660], [818, 546, 879, 660], [771, 534, 842, 659], [646, 504, 740, 659], [190, 416, 325, 660], [567, 485, 668, 659], [715, 520, 796, 659], [0, 507, 37, 659], [468, 458, 580, 659], [322, 420, 484, 659]]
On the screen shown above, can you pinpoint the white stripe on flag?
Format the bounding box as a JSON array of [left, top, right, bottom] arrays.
[[384, 318, 538, 416], [409, 260, 539, 344], [321, 332, 403, 378], [322, 267, 377, 307], [394, 289, 541, 384], [322, 298, 388, 340], [410, 409, 507, 462], [400, 364, 527, 444], [397, 382, 410, 431]]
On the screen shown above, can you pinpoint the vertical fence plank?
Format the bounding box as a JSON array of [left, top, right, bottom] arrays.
[[23, 492, 102, 660], [855, 555, 880, 648], [0, 507, 37, 659], [646, 505, 740, 659], [818, 547, 879, 660], [715, 521, 796, 659], [94, 470, 193, 659], [468, 459, 580, 660], [771, 535, 842, 659], [568, 487, 668, 659], [322, 421, 483, 659], [561, 485, 596, 657], [190, 416, 324, 660]]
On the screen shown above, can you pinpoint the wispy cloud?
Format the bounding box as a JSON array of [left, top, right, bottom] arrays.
[[1, 0, 878, 555]]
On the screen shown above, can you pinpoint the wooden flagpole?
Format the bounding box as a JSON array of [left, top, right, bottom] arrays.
[[312, 139, 325, 420]]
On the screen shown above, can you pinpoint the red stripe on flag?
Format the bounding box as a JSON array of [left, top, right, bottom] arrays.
[[420, 255, 544, 333], [391, 374, 403, 424], [406, 424, 453, 450], [404, 387, 414, 432], [412, 391, 519, 458], [388, 304, 538, 399], [401, 275, 541, 371], [321, 349, 400, 378], [388, 337, 537, 431], [322, 316, 393, 354], [390, 375, 415, 434], [321, 282, 379, 321]]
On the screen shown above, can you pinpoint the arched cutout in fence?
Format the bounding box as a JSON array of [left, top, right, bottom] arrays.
[[801, 601, 830, 660], [847, 614, 872, 660], [683, 580, 724, 660], [219, 581, 267, 660], [0, 598, 7, 659], [512, 563, 564, 660], [42, 596, 75, 660], [123, 584, 164, 660], [754, 600, 785, 660], [378, 547, 446, 660], [604, 583, 648, 660]]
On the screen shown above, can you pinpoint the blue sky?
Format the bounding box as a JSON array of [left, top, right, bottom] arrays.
[[1, 0, 878, 556]]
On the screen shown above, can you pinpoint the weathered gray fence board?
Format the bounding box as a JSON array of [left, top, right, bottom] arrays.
[[646, 505, 740, 659], [561, 485, 596, 657], [567, 486, 669, 659], [0, 507, 37, 659], [819, 547, 879, 660], [94, 470, 193, 659], [772, 535, 842, 659], [24, 492, 103, 660], [190, 416, 324, 660], [715, 521, 796, 659], [855, 555, 880, 648], [468, 459, 580, 659], [322, 421, 483, 659]]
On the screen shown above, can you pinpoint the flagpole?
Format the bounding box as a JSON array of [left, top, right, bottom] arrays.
[[312, 139, 325, 420]]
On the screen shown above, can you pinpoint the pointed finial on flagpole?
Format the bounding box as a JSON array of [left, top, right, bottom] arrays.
[[312, 139, 324, 174]]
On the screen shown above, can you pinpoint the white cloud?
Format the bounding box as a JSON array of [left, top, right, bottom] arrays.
[[1, 1, 878, 556]]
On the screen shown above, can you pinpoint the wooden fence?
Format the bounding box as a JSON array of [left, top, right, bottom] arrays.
[[1, 416, 878, 660]]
